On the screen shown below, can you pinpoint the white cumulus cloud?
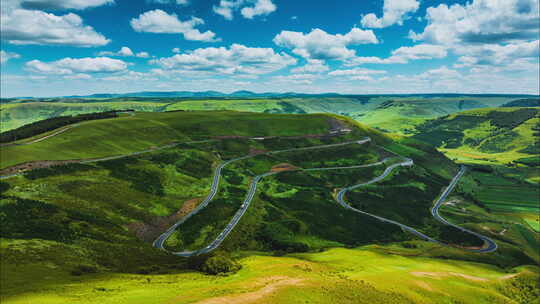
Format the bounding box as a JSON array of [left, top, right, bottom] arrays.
[[348, 44, 447, 65], [213, 0, 276, 20], [410, 0, 539, 46], [328, 68, 387, 77], [1, 8, 110, 47], [409, 0, 539, 72], [64, 73, 92, 80], [0, 50, 21, 64], [272, 73, 317, 85], [290, 60, 329, 74], [130, 9, 219, 42], [273, 28, 378, 60], [19, 0, 114, 10], [361, 0, 419, 28], [98, 47, 150, 58], [417, 66, 461, 79], [26, 57, 127, 75], [454, 40, 540, 68], [241, 0, 276, 19], [151, 44, 296, 75], [147, 0, 188, 5]]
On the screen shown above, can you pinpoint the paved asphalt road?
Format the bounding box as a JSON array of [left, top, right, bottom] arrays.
[[168, 171, 279, 257], [337, 163, 498, 253], [430, 166, 498, 253], [152, 154, 256, 252], [154, 138, 371, 255], [3, 130, 497, 255], [156, 138, 499, 256], [334, 159, 442, 243]]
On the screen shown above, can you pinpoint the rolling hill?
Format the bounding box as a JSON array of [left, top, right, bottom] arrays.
[[1, 94, 524, 133], [413, 107, 540, 165], [1, 110, 538, 303]]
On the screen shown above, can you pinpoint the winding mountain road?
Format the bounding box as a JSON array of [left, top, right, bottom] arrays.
[[154, 139, 371, 255], [337, 163, 498, 253], [430, 166, 498, 253], [2, 127, 497, 255], [335, 159, 442, 244], [156, 136, 497, 256]]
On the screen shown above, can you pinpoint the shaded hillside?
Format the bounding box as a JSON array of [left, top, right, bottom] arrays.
[[413, 107, 540, 164], [502, 98, 540, 108]]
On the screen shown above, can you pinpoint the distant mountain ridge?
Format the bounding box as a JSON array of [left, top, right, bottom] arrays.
[[2, 91, 537, 100], [66, 92, 539, 99], [60, 91, 343, 99]]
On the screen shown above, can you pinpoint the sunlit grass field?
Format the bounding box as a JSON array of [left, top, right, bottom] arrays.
[[2, 244, 536, 304]]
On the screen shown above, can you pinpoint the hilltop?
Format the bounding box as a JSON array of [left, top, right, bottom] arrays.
[[0, 94, 527, 133]]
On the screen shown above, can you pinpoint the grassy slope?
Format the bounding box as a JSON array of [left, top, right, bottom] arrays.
[[449, 167, 540, 261], [167, 96, 513, 134], [353, 97, 509, 134], [0, 111, 331, 169], [2, 109, 539, 303], [0, 102, 169, 131], [2, 244, 538, 304], [1, 96, 514, 133], [414, 107, 540, 165]]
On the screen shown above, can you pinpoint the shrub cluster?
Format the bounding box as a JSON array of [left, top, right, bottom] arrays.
[[98, 158, 165, 196], [24, 163, 96, 180], [188, 252, 241, 275]]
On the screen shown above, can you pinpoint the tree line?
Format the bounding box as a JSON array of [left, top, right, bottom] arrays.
[[0, 110, 133, 143]]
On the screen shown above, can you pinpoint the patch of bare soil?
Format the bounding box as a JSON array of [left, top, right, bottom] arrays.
[[249, 148, 269, 155], [195, 276, 304, 304], [127, 197, 202, 242], [499, 273, 518, 280], [271, 163, 299, 172], [413, 280, 434, 291], [0, 159, 81, 176], [328, 117, 352, 133], [411, 271, 488, 282]]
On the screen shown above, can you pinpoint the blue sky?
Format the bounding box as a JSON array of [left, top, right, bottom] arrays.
[[1, 0, 539, 97]]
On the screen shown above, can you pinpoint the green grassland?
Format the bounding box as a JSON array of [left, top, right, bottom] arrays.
[[143, 96, 515, 134], [3, 244, 538, 304], [1, 109, 539, 303], [443, 166, 540, 262], [0, 111, 334, 169], [0, 101, 169, 131], [414, 107, 540, 166], [1, 95, 516, 133], [351, 97, 508, 134]]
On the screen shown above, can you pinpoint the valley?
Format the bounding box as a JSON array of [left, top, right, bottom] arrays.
[[2, 0, 539, 302], [1, 107, 538, 303]]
